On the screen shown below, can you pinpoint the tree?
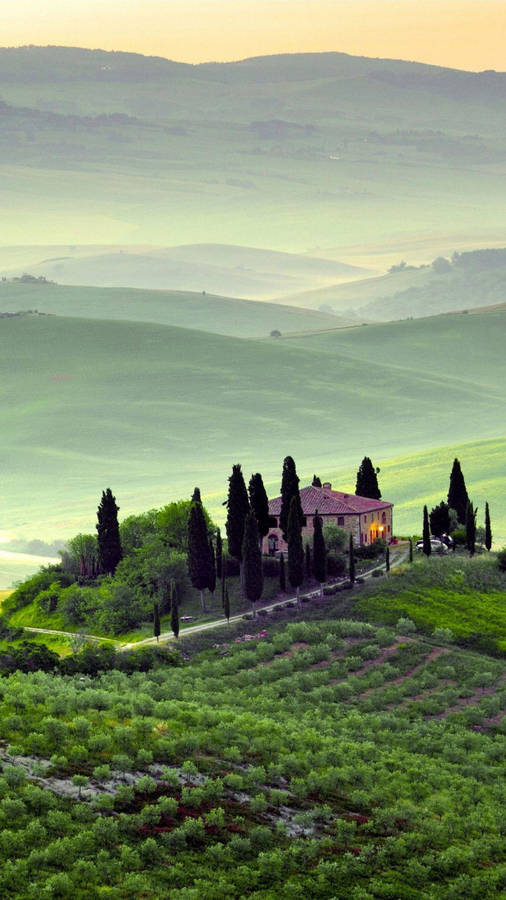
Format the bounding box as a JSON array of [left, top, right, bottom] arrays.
[[448, 458, 469, 525], [224, 587, 230, 623], [409, 538, 413, 563], [215, 529, 223, 579], [96, 489, 122, 575], [305, 544, 311, 578], [312, 475, 322, 487], [208, 539, 216, 595], [348, 533, 356, 583], [242, 513, 263, 615], [322, 524, 347, 554], [61, 533, 98, 581], [279, 456, 303, 541], [153, 602, 160, 642], [429, 501, 451, 537], [485, 502, 492, 551], [187, 495, 214, 612], [466, 501, 477, 557], [355, 457, 381, 500], [422, 506, 432, 556], [225, 465, 250, 564], [287, 496, 304, 604], [279, 551, 286, 592], [171, 584, 179, 638], [191, 487, 201, 504], [157, 500, 213, 554], [248, 473, 270, 550], [312, 511, 326, 595], [385, 546, 390, 572]]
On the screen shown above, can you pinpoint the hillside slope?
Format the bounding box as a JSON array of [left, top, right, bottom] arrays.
[[0, 281, 347, 338], [0, 310, 504, 549], [280, 248, 506, 320], [3, 244, 367, 300]]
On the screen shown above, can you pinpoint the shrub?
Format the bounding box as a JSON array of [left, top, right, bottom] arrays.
[[371, 569, 383, 578], [261, 557, 280, 577], [433, 627, 454, 643], [327, 554, 346, 576], [497, 548, 506, 571], [396, 617, 417, 635]]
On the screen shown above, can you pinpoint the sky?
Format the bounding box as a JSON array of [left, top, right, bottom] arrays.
[[3, 1, 506, 71]]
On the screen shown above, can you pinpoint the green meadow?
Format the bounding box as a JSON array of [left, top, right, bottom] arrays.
[[0, 282, 345, 338]]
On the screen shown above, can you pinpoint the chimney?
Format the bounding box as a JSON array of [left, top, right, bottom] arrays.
[[322, 482, 332, 491]]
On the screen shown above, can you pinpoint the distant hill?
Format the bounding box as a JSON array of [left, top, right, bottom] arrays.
[[279, 248, 506, 321], [0, 307, 504, 552], [1, 47, 506, 250], [3, 244, 367, 300], [0, 280, 349, 338]]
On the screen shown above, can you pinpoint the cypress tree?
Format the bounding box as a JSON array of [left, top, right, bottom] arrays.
[[485, 502, 492, 551], [447, 458, 469, 525], [349, 532, 356, 583], [96, 488, 122, 575], [248, 473, 270, 551], [215, 528, 223, 579], [312, 475, 322, 487], [208, 538, 216, 595], [224, 587, 231, 623], [312, 511, 327, 595], [187, 495, 213, 612], [409, 538, 413, 563], [422, 506, 432, 556], [153, 602, 161, 642], [385, 546, 390, 573], [279, 456, 303, 541], [465, 500, 477, 557], [171, 586, 179, 638], [279, 551, 286, 592], [242, 512, 263, 615], [221, 570, 226, 607], [287, 495, 304, 604], [305, 543, 311, 578], [225, 464, 250, 562], [191, 487, 201, 503], [355, 457, 381, 500], [429, 501, 451, 538]]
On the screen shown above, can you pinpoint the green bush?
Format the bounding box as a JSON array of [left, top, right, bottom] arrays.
[[497, 547, 506, 571]]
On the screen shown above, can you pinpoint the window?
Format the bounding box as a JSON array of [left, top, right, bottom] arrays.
[[382, 512, 386, 523], [338, 516, 344, 526], [364, 515, 367, 523], [301, 516, 307, 527], [388, 525, 391, 533]]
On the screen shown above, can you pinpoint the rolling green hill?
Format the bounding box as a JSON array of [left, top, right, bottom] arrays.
[[0, 308, 504, 578], [2, 244, 367, 300], [1, 47, 506, 250], [0, 281, 347, 338]]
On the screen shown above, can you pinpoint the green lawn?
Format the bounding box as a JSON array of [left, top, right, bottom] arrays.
[[354, 555, 506, 654]]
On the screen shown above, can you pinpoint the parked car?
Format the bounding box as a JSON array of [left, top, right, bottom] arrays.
[[416, 538, 449, 554]]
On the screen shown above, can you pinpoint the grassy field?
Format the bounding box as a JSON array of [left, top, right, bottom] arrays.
[[0, 306, 504, 589], [0, 281, 347, 338], [354, 555, 506, 655]]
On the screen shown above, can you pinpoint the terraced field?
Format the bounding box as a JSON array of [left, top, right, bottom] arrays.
[[0, 613, 504, 898]]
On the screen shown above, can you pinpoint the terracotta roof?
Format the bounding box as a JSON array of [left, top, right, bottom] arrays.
[[268, 485, 393, 517]]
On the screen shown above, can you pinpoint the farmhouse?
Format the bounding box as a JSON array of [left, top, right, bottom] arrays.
[[264, 482, 393, 555]]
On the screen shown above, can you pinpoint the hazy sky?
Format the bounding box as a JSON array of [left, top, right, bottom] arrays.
[[4, 1, 506, 71]]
